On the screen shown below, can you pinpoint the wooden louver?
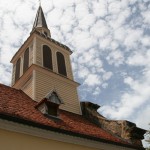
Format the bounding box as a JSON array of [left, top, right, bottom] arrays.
[[57, 52, 67, 76], [43, 45, 53, 70], [15, 58, 21, 82], [23, 48, 29, 74]]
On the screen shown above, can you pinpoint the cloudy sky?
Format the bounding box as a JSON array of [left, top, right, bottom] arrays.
[[0, 0, 150, 140]]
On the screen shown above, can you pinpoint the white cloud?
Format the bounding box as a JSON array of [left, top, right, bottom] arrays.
[[14, 2, 35, 25], [108, 1, 122, 14], [84, 74, 101, 87], [106, 50, 124, 66], [93, 87, 101, 96], [90, 20, 109, 38], [141, 36, 150, 47], [127, 51, 150, 67], [135, 105, 150, 130], [77, 66, 89, 79], [79, 14, 96, 30], [93, 0, 107, 17], [53, 0, 75, 9], [75, 2, 89, 20], [47, 8, 63, 26], [142, 10, 150, 24], [108, 8, 131, 29], [99, 72, 150, 129], [102, 72, 113, 81], [114, 27, 126, 42], [124, 29, 143, 48], [102, 83, 108, 89], [72, 30, 97, 51], [99, 37, 112, 49], [0, 64, 11, 86]]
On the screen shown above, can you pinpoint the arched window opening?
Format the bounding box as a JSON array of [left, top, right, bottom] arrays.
[[57, 52, 67, 76], [15, 58, 21, 82], [43, 45, 53, 70], [23, 48, 29, 73]]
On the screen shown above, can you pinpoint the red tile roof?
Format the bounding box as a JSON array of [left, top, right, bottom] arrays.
[[0, 83, 143, 149]]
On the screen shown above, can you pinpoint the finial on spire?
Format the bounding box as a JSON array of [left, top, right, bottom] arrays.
[[39, 0, 41, 6], [32, 1, 50, 37]]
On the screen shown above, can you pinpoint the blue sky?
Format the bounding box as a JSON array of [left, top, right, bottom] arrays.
[[0, 0, 150, 140]]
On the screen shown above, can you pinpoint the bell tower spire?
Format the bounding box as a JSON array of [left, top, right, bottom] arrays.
[[32, 4, 51, 37], [10, 5, 82, 115]]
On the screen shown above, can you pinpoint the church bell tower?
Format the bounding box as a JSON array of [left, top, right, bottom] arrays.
[[10, 6, 82, 115]]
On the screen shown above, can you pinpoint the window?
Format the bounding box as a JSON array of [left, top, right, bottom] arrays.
[[15, 58, 21, 82], [23, 48, 29, 73], [36, 91, 64, 120], [47, 103, 59, 116], [43, 45, 53, 70], [56, 52, 67, 76]]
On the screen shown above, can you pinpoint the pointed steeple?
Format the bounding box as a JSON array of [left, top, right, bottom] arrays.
[[32, 5, 51, 37], [33, 6, 48, 29]]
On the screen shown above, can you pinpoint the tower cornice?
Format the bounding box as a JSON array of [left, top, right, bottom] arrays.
[[12, 64, 80, 89], [11, 31, 72, 63]]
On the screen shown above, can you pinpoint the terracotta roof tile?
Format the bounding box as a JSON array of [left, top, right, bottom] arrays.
[[0, 83, 141, 148]]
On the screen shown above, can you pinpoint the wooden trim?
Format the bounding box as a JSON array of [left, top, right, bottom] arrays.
[[33, 70, 36, 100], [41, 44, 44, 67], [36, 34, 72, 56], [33, 36, 37, 64], [12, 64, 80, 97]]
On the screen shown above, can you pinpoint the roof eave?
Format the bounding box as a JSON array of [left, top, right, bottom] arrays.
[[0, 113, 145, 150]]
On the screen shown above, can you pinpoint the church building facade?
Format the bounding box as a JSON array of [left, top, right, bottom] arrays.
[[0, 5, 146, 150]]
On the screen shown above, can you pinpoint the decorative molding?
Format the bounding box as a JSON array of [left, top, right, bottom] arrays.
[[33, 36, 37, 64], [33, 70, 36, 100], [36, 33, 72, 55], [0, 119, 135, 150]]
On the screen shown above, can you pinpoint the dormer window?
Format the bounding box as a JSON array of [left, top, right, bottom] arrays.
[[47, 102, 59, 116], [35, 90, 64, 119]]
